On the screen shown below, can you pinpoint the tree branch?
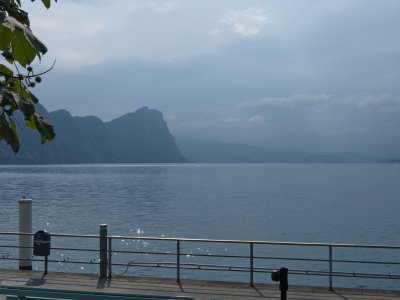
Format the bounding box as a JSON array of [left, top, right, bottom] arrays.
[[0, 59, 56, 79]]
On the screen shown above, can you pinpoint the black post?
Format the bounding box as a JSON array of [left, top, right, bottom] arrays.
[[108, 237, 112, 279], [271, 267, 289, 300], [44, 256, 48, 275], [329, 246, 333, 290], [176, 240, 181, 282], [279, 267, 288, 300], [99, 224, 108, 279], [250, 243, 254, 286]]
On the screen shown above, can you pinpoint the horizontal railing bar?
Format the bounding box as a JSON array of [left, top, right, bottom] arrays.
[[0, 257, 99, 265], [111, 251, 329, 263], [269, 270, 400, 279], [48, 260, 100, 265], [7, 247, 395, 266], [111, 250, 251, 260], [108, 251, 323, 264], [0, 258, 32, 262], [4, 247, 398, 266], [254, 255, 328, 262], [0, 245, 33, 249], [182, 266, 251, 272], [100, 249, 400, 266], [277, 268, 400, 279], [51, 247, 98, 252], [111, 250, 261, 260], [0, 245, 98, 253], [0, 232, 99, 238], [110, 262, 400, 279], [1, 231, 400, 249], [112, 262, 256, 272], [0, 253, 394, 276], [0, 232, 33, 236], [332, 259, 400, 265], [112, 261, 265, 270], [108, 235, 400, 249], [255, 256, 400, 265], [111, 250, 176, 256], [114, 261, 393, 275], [324, 273, 400, 279], [15, 256, 400, 280]]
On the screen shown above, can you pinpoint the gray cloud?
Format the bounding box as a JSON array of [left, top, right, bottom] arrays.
[[238, 94, 333, 109], [218, 7, 270, 37], [27, 0, 272, 67], [238, 94, 400, 114], [353, 94, 400, 113]]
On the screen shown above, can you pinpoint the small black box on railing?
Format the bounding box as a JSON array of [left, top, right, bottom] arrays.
[[33, 230, 51, 256]]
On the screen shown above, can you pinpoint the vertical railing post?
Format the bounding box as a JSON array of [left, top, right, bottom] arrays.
[[44, 256, 48, 275], [99, 224, 108, 279], [329, 245, 333, 290], [250, 242, 254, 286], [176, 240, 181, 282], [108, 237, 112, 279]]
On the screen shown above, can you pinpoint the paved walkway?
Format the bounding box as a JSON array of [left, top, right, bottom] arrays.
[[0, 269, 399, 299]]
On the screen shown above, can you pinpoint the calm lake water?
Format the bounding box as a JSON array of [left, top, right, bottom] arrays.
[[0, 163, 399, 289]]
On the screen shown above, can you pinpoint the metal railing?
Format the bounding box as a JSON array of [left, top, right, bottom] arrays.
[[1, 230, 399, 290]]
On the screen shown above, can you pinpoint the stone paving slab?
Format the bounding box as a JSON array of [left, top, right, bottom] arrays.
[[0, 269, 399, 300]]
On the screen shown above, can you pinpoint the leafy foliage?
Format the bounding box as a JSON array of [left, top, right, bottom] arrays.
[[0, 0, 56, 153]]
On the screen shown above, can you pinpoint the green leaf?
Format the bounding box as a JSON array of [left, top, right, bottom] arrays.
[[25, 113, 36, 130], [1, 4, 30, 26], [28, 90, 39, 104], [0, 24, 12, 51], [0, 113, 19, 152], [1, 48, 14, 63], [19, 26, 48, 57], [2, 14, 47, 65], [0, 64, 14, 77], [41, 0, 51, 9], [10, 80, 31, 101], [12, 90, 35, 117], [0, 86, 16, 107], [1, 86, 35, 117], [10, 118, 16, 131], [34, 112, 55, 143], [0, 1, 56, 153], [11, 29, 37, 67]]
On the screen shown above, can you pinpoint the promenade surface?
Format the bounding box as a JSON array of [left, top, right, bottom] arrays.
[[0, 269, 399, 300]]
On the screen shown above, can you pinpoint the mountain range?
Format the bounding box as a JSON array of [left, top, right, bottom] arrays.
[[0, 106, 187, 164], [0, 106, 386, 164]]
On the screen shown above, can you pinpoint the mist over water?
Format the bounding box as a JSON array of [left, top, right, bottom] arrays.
[[1, 163, 399, 288]]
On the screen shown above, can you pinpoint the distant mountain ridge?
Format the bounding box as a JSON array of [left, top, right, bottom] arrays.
[[0, 106, 187, 164], [0, 107, 386, 164], [175, 136, 381, 163]]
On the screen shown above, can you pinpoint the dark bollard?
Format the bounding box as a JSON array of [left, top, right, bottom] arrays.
[[99, 224, 108, 279], [271, 267, 288, 300]]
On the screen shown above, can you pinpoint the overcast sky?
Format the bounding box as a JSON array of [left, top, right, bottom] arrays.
[[22, 0, 400, 157]]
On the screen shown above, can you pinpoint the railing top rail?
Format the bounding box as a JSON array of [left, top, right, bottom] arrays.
[[1, 231, 400, 249], [108, 236, 400, 249], [0, 232, 98, 238]]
